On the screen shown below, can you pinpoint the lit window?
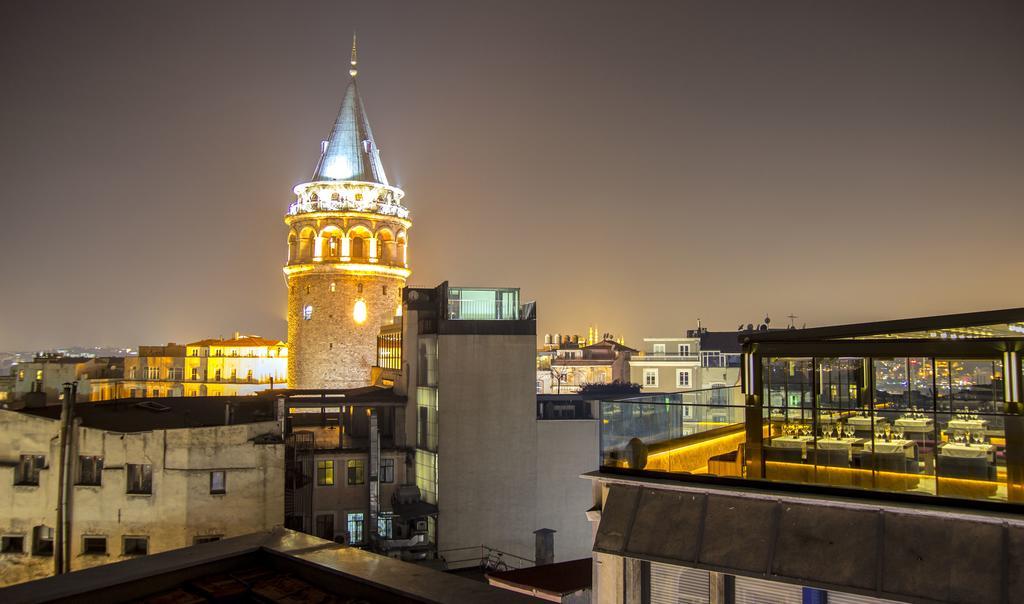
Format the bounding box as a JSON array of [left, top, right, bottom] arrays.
[[123, 537, 148, 556], [330, 282, 336, 293], [303, 305, 313, 321], [347, 459, 365, 485], [17, 370, 24, 381], [317, 460, 335, 486], [347, 512, 365, 544], [210, 471, 226, 494], [35, 370, 42, 381], [353, 299, 367, 324], [377, 512, 394, 539], [653, 344, 665, 355], [191, 368, 199, 380]]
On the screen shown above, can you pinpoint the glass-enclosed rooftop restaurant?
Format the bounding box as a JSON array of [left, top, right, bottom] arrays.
[[600, 308, 1024, 508]]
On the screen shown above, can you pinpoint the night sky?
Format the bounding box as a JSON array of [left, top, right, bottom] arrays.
[[2, 1, 1022, 351]]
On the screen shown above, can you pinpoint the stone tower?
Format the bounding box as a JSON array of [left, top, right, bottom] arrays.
[[284, 41, 410, 389]]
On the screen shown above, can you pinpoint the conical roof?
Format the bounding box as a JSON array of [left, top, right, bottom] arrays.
[[311, 78, 389, 185]]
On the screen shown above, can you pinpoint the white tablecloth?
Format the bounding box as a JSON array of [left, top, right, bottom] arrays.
[[895, 417, 933, 430], [863, 439, 916, 458], [947, 419, 988, 431], [772, 436, 814, 449], [940, 443, 995, 460], [848, 416, 888, 428]]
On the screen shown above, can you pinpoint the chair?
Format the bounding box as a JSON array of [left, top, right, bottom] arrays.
[[812, 448, 851, 468], [857, 451, 907, 473]]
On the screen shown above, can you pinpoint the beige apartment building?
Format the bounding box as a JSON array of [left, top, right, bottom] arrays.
[[9, 355, 123, 406], [0, 396, 284, 587]]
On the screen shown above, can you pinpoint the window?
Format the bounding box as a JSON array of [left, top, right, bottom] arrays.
[[347, 512, 365, 544], [126, 464, 152, 494], [191, 367, 199, 380], [380, 459, 395, 484], [330, 282, 336, 293], [1, 536, 24, 554], [210, 471, 226, 494], [230, 369, 237, 381], [193, 535, 222, 545], [347, 459, 365, 485], [35, 369, 43, 381], [679, 344, 691, 356], [315, 514, 335, 540], [357, 283, 363, 294], [643, 368, 658, 387], [653, 344, 666, 354], [317, 460, 335, 486], [303, 305, 313, 320], [214, 369, 221, 381], [82, 536, 106, 555], [32, 526, 53, 556], [146, 366, 159, 380], [168, 367, 183, 380], [18, 370, 24, 380], [382, 285, 387, 295], [677, 369, 691, 388], [128, 367, 137, 379], [246, 369, 253, 382], [78, 455, 103, 486], [123, 537, 148, 556], [377, 512, 394, 539], [15, 455, 44, 485]]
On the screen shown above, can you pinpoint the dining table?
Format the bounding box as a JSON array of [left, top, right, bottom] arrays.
[[863, 439, 917, 459], [939, 442, 996, 462], [947, 418, 988, 432]]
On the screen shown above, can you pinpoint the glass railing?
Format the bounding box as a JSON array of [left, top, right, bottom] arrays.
[[446, 287, 520, 321], [600, 386, 746, 474]]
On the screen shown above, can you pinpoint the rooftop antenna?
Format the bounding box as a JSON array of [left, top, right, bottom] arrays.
[[786, 314, 798, 329], [349, 32, 358, 78]]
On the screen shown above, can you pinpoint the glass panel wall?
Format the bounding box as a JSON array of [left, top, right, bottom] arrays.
[[760, 355, 1013, 502]]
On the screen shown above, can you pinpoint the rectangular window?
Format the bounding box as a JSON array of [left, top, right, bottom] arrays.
[[677, 369, 691, 388], [191, 367, 199, 380], [643, 368, 658, 387], [15, 455, 44, 485], [1, 536, 24, 554], [317, 460, 335, 486], [35, 369, 43, 381], [123, 537, 148, 556], [380, 459, 395, 484], [377, 511, 394, 539], [146, 366, 159, 380], [347, 459, 365, 485], [347, 512, 365, 544], [215, 369, 222, 381], [126, 464, 152, 494], [679, 344, 691, 356], [315, 514, 335, 540], [415, 449, 438, 505], [210, 471, 226, 494], [82, 536, 106, 555], [32, 526, 53, 556], [77, 455, 103, 486], [128, 367, 137, 379], [653, 344, 666, 354]]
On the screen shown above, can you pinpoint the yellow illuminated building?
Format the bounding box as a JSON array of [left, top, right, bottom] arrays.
[[117, 336, 287, 399]]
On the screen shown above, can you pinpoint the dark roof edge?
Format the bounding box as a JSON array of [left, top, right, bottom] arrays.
[[741, 307, 1024, 343]]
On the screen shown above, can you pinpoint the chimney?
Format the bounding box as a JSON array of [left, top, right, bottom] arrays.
[[533, 528, 555, 566]]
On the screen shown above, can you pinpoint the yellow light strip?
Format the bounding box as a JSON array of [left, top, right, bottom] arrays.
[[283, 263, 411, 279]]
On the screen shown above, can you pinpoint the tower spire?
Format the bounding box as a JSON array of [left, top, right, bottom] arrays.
[[349, 32, 358, 78]]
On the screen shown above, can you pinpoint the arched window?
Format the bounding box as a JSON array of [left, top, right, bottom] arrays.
[[287, 232, 298, 263], [349, 226, 371, 262], [377, 229, 396, 265], [298, 227, 316, 261]]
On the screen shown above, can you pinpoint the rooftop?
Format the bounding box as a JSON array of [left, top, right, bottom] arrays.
[[0, 528, 536, 604], [487, 558, 592, 600]]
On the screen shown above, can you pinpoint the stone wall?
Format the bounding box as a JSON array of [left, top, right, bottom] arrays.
[[287, 270, 404, 389]]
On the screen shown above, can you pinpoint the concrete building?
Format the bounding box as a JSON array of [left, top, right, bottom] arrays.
[[629, 325, 746, 395], [9, 354, 123, 407], [397, 283, 598, 565], [0, 396, 284, 587], [285, 41, 410, 390], [587, 308, 1024, 603], [117, 335, 287, 399]]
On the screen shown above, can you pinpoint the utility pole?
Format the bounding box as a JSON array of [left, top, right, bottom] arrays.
[[54, 381, 77, 575]]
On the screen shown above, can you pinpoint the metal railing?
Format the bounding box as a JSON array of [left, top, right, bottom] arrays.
[[438, 545, 534, 572]]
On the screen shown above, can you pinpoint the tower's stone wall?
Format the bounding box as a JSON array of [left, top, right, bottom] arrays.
[[286, 268, 404, 389]]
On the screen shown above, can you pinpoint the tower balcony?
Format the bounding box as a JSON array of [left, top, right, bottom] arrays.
[[288, 180, 409, 220]]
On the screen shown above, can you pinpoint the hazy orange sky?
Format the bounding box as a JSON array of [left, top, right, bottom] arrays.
[[1, 0, 1022, 350]]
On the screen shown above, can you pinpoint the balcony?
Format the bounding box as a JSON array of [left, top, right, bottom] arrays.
[[632, 353, 701, 363]]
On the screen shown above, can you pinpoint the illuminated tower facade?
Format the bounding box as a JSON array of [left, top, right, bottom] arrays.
[[285, 40, 411, 389]]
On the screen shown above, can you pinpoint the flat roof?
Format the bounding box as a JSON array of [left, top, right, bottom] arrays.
[[742, 307, 1024, 343], [0, 528, 536, 604], [487, 558, 592, 597]]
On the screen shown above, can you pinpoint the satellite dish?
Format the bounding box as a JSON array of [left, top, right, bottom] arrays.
[[746, 323, 754, 331]]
